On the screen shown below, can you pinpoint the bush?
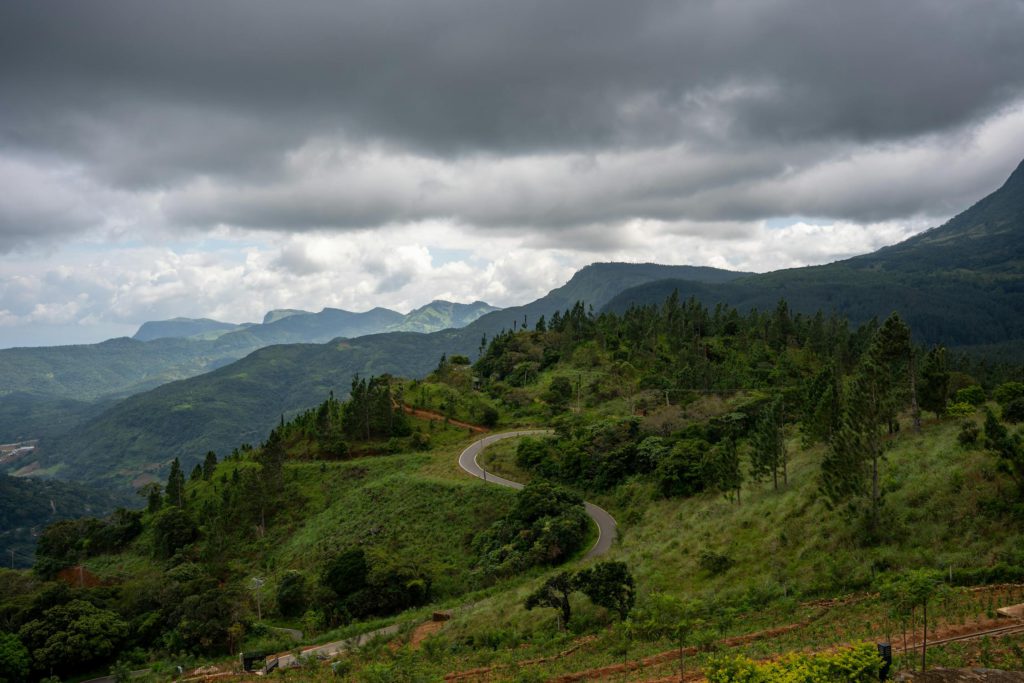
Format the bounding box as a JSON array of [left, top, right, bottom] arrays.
[[698, 550, 734, 576], [1003, 397, 1024, 423], [958, 421, 981, 446], [276, 571, 307, 617], [955, 385, 986, 406], [705, 642, 882, 682], [946, 402, 976, 420], [995, 382, 1024, 407], [152, 506, 198, 559]]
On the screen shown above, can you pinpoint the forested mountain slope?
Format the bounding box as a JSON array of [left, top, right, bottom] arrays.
[[604, 159, 1024, 346]]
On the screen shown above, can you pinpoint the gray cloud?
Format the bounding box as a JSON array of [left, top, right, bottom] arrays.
[[1, 0, 1024, 322], [3, 1, 1023, 176]]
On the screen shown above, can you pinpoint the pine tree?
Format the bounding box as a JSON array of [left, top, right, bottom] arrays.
[[919, 346, 950, 418], [202, 451, 218, 480], [821, 313, 912, 540], [751, 395, 787, 489], [165, 458, 186, 508]]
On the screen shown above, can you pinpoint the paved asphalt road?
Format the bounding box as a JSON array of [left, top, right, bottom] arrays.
[[458, 430, 618, 559]]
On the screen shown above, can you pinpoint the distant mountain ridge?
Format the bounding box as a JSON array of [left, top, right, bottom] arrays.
[[604, 158, 1024, 346], [0, 300, 500, 405]]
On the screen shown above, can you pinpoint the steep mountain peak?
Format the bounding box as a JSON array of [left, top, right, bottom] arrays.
[[262, 309, 311, 324], [852, 157, 1024, 274]]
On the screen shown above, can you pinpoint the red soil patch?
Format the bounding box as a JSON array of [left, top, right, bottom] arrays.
[[56, 564, 104, 588]]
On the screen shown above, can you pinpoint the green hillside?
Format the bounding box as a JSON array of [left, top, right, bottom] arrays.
[[3, 290, 1023, 681]]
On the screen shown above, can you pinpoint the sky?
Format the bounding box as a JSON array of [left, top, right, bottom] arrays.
[[1, 1, 1023, 347]]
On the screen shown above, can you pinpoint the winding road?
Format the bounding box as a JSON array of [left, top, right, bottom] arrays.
[[458, 430, 618, 559]]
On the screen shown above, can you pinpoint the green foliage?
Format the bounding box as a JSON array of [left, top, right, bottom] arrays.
[[321, 549, 369, 603], [994, 381, 1024, 407], [33, 509, 142, 578], [955, 384, 986, 406], [151, 505, 198, 559], [656, 438, 710, 498], [983, 409, 1024, 497], [573, 561, 636, 621], [18, 599, 128, 678], [919, 346, 950, 417], [474, 481, 589, 576], [705, 642, 882, 683], [276, 570, 307, 618], [524, 571, 575, 630], [750, 395, 788, 489], [165, 457, 186, 507], [0, 631, 29, 683]]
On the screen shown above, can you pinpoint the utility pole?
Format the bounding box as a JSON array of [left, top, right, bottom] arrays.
[[250, 577, 265, 620], [9, 549, 14, 569]]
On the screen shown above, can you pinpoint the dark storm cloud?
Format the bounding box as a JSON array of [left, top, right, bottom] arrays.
[[1, 0, 1023, 243]]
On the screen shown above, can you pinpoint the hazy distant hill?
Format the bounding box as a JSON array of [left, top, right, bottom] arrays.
[[605, 159, 1024, 346], [133, 317, 248, 342], [0, 300, 500, 404], [389, 300, 500, 333]]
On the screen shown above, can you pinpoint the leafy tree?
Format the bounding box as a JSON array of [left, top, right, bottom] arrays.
[[0, 631, 29, 683], [165, 457, 186, 507], [321, 549, 369, 604], [879, 570, 946, 672], [544, 376, 573, 413], [919, 346, 950, 417], [628, 593, 706, 682], [277, 571, 307, 618], [18, 600, 128, 678], [1004, 398, 1024, 423], [983, 409, 1024, 498], [655, 438, 709, 498], [574, 561, 636, 621], [152, 506, 198, 559], [954, 385, 986, 406], [994, 381, 1024, 407], [524, 571, 576, 630]]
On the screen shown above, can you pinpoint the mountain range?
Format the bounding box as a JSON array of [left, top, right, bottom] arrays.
[[5, 158, 1024, 487]]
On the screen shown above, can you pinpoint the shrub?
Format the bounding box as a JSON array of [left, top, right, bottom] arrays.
[[276, 571, 307, 617], [705, 642, 882, 682], [699, 550, 734, 576], [1003, 397, 1024, 423], [955, 385, 986, 406], [947, 402, 976, 420], [958, 420, 981, 446], [995, 382, 1024, 407]]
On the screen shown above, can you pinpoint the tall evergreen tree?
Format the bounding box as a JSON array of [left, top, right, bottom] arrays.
[[165, 457, 186, 508], [751, 395, 787, 489], [919, 346, 950, 417]]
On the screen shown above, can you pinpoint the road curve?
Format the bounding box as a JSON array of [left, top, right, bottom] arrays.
[[458, 431, 617, 559]]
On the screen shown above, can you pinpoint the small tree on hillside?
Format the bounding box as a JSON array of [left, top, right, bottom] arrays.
[[165, 457, 186, 508], [575, 561, 636, 621], [879, 570, 946, 673], [524, 571, 576, 630], [750, 395, 787, 489], [628, 593, 706, 683], [919, 346, 950, 418]]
